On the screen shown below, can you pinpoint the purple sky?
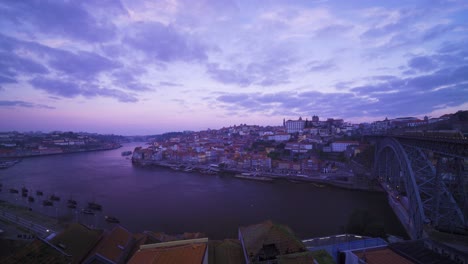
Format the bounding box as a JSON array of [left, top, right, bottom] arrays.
[[0, 0, 467, 135]]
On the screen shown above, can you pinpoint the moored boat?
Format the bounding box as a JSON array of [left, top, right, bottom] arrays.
[[9, 188, 19, 194], [43, 200, 53, 206], [81, 209, 94, 215], [50, 194, 60, 201], [88, 202, 102, 211], [36, 190, 43, 196], [28, 196, 35, 202], [234, 173, 273, 182], [105, 216, 120, 223], [121, 151, 132, 156]]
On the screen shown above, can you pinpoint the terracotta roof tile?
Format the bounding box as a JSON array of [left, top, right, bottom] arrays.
[[85, 225, 134, 263], [128, 242, 207, 264], [50, 223, 103, 264], [354, 248, 414, 264]]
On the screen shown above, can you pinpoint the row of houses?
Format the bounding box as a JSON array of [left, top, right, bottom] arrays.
[[2, 220, 322, 264]]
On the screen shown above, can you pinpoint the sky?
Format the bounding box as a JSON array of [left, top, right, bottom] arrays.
[[0, 0, 467, 135]]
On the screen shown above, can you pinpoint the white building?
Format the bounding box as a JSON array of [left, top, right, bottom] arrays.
[[284, 117, 305, 133], [268, 133, 291, 142], [331, 141, 359, 152]]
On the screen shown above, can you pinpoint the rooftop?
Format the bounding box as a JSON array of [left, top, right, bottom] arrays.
[[84, 225, 134, 263], [239, 220, 306, 261], [127, 238, 208, 264], [209, 239, 245, 264], [50, 223, 103, 264]]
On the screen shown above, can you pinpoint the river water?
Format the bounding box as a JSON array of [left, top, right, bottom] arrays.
[[0, 142, 406, 239]]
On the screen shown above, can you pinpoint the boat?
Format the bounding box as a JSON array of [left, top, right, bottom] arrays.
[[43, 200, 53, 206], [105, 216, 120, 223], [36, 190, 43, 196], [312, 183, 325, 188], [67, 204, 77, 209], [170, 165, 182, 171], [184, 167, 194, 172], [28, 196, 35, 202], [50, 195, 60, 201], [234, 173, 273, 182], [121, 151, 132, 156], [81, 209, 94, 215], [21, 187, 28, 193], [88, 202, 102, 211], [9, 188, 19, 194], [0, 159, 20, 169], [67, 199, 77, 205], [22, 192, 28, 197]]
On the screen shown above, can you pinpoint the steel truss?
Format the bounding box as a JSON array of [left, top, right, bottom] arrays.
[[374, 137, 466, 239]]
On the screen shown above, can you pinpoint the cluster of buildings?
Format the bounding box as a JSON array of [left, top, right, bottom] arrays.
[[365, 114, 453, 135], [1, 220, 318, 264], [133, 115, 365, 174], [0, 131, 122, 158], [3, 220, 465, 264]]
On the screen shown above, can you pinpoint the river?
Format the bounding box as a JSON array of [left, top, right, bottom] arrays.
[[0, 142, 406, 239]]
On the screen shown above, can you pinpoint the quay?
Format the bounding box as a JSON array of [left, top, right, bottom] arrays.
[[132, 159, 382, 192]]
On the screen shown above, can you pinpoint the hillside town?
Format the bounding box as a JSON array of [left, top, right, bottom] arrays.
[[131, 112, 467, 187]]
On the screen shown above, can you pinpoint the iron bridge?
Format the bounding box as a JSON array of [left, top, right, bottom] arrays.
[[372, 135, 468, 239]]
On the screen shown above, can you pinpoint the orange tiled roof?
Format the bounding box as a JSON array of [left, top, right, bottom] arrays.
[[85, 225, 134, 263], [128, 243, 207, 264], [354, 248, 414, 264], [50, 223, 103, 264]]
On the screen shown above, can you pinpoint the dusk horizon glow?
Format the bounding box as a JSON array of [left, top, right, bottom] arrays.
[[1, 0, 467, 135]]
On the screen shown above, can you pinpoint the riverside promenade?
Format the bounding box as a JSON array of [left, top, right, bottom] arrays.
[[0, 201, 64, 240]]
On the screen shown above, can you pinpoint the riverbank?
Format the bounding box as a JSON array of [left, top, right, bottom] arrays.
[[132, 159, 383, 192], [0, 144, 121, 160]]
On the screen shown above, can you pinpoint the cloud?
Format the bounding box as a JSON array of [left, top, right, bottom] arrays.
[[0, 1, 117, 42], [0, 100, 55, 109], [422, 24, 456, 41], [306, 60, 338, 72], [159, 81, 183, 87], [0, 33, 145, 101], [215, 52, 468, 119], [407, 56, 438, 72], [0, 75, 17, 88], [207, 54, 295, 87], [48, 50, 121, 79], [111, 68, 152, 91], [0, 51, 49, 78], [124, 21, 210, 63], [29, 76, 138, 103]]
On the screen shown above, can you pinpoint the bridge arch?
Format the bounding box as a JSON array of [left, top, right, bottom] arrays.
[[374, 137, 426, 239], [373, 137, 466, 239]]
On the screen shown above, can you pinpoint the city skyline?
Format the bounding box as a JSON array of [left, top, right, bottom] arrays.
[[1, 0, 467, 135]]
